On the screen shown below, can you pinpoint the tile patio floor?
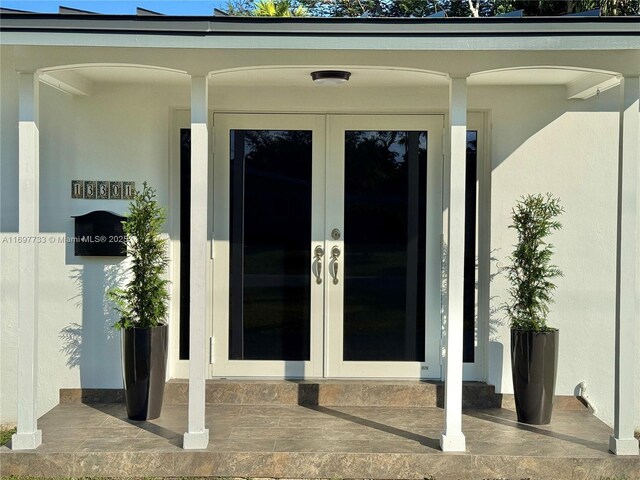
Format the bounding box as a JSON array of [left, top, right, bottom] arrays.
[[1, 403, 639, 479]]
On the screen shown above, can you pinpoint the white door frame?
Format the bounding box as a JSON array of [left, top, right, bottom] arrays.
[[208, 113, 445, 379], [172, 111, 488, 381], [169, 109, 215, 380], [211, 113, 326, 377], [462, 111, 488, 382], [324, 114, 444, 379]]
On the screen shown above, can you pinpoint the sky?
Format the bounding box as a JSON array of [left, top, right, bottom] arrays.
[[0, 0, 229, 15]]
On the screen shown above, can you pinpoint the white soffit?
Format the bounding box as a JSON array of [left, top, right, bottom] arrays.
[[210, 67, 449, 88], [53, 66, 450, 89], [43, 66, 621, 98], [469, 67, 620, 99], [566, 72, 621, 99], [59, 65, 190, 86], [469, 68, 585, 86], [40, 70, 94, 96]]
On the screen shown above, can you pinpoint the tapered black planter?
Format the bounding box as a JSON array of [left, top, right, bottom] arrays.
[[122, 325, 168, 420], [511, 329, 558, 425]]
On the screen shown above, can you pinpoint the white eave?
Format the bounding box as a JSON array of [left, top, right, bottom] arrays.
[[0, 15, 638, 50]]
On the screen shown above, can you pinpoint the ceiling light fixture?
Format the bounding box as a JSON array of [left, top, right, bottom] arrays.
[[311, 70, 351, 85]]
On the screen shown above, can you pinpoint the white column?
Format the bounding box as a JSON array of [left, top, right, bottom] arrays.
[[183, 75, 209, 450], [440, 76, 467, 453], [609, 75, 640, 456], [12, 72, 42, 450]]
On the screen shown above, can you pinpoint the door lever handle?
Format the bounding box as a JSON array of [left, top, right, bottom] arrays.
[[330, 246, 340, 285], [313, 245, 324, 284]]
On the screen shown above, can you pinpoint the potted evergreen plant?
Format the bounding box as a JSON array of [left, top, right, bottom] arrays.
[[108, 182, 170, 421], [503, 193, 564, 425]]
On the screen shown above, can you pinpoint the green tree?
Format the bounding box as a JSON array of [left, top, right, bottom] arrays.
[[505, 0, 638, 15], [227, 0, 638, 16], [252, 0, 308, 16], [108, 183, 170, 330], [226, 0, 255, 15], [574, 0, 639, 15], [503, 194, 564, 332], [297, 0, 438, 16]]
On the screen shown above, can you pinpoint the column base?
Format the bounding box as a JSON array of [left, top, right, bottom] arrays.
[[440, 432, 466, 452], [609, 435, 640, 455], [183, 429, 209, 449], [11, 430, 42, 450]]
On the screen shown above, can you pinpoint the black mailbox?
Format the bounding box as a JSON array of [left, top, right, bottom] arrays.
[[72, 211, 127, 257]]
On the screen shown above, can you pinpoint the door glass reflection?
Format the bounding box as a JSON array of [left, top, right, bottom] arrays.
[[343, 131, 427, 362], [229, 130, 312, 361]]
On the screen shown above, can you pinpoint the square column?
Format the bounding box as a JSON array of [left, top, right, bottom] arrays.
[[609, 75, 640, 456], [183, 75, 210, 450], [12, 72, 42, 450], [440, 76, 467, 453]]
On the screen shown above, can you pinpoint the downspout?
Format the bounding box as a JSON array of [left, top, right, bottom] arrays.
[[578, 381, 597, 414]]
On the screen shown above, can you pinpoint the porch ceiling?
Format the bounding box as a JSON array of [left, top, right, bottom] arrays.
[[470, 67, 591, 85], [48, 65, 617, 93], [210, 67, 448, 87], [68, 65, 190, 85]]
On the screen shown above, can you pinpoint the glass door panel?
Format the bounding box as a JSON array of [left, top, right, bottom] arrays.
[[229, 130, 312, 361], [212, 114, 325, 378], [325, 115, 444, 378], [343, 131, 427, 362]]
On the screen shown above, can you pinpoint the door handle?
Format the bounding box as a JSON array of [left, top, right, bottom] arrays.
[[313, 245, 324, 284], [330, 246, 340, 285]]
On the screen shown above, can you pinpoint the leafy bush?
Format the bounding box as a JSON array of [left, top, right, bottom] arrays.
[[0, 426, 16, 446], [503, 193, 564, 332], [108, 182, 170, 330]]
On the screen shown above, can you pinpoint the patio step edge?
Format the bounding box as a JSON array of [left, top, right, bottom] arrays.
[[1, 450, 636, 479], [59, 381, 589, 410]]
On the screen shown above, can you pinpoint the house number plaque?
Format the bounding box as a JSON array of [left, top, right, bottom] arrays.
[[72, 180, 135, 200]]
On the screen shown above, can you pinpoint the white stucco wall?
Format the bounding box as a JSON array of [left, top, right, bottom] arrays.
[[479, 85, 636, 431], [1, 46, 19, 425], [1, 45, 637, 431], [1, 46, 189, 424]]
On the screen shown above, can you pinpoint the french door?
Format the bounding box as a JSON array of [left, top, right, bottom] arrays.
[[211, 114, 443, 379], [325, 115, 443, 378]]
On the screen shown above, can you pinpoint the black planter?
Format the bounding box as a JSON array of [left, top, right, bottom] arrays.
[[122, 324, 168, 420], [511, 328, 559, 425]]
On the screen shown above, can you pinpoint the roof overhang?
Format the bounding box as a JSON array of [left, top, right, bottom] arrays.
[[0, 14, 638, 51]]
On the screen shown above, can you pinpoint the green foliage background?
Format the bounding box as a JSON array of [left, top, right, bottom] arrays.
[[227, 0, 639, 16], [108, 183, 170, 330]]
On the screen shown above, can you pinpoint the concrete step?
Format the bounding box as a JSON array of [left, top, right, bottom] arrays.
[[60, 379, 589, 410], [2, 403, 627, 479], [163, 379, 499, 408]]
